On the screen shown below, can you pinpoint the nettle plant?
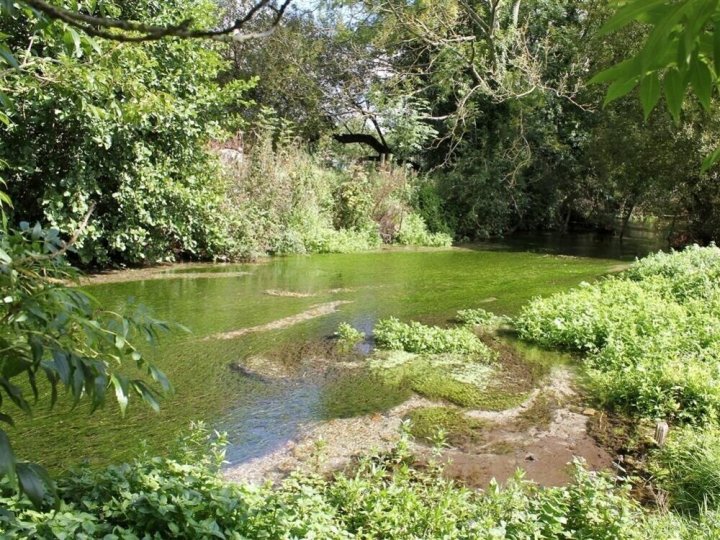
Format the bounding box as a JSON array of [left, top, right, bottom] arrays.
[[0, 193, 174, 506]]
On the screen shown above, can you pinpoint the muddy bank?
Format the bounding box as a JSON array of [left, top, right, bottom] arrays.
[[223, 366, 612, 488]]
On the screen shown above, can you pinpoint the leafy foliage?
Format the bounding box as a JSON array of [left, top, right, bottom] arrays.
[[1, 0, 252, 266], [0, 215, 173, 504], [396, 213, 453, 248], [517, 245, 720, 424], [592, 0, 720, 169], [374, 317, 491, 356], [0, 425, 701, 539], [456, 308, 506, 328], [335, 322, 365, 353], [652, 427, 720, 514]]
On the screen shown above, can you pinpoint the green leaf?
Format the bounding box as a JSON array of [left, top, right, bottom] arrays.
[[52, 351, 70, 385], [598, 0, 669, 36], [133, 380, 160, 412], [689, 58, 713, 110], [150, 364, 172, 393], [714, 18, 720, 75], [111, 374, 129, 416], [91, 374, 107, 412], [589, 59, 637, 85], [16, 463, 56, 509], [664, 67, 687, 122], [640, 75, 662, 119], [63, 28, 82, 57], [701, 146, 720, 172], [0, 429, 17, 489], [604, 77, 639, 106], [0, 377, 30, 414], [0, 45, 18, 68]]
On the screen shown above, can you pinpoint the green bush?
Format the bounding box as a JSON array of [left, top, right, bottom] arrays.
[[396, 212, 453, 248], [0, 429, 693, 539], [651, 427, 720, 515], [625, 244, 720, 302], [374, 317, 491, 356], [1, 0, 250, 266], [516, 247, 720, 424], [335, 322, 365, 352], [456, 307, 506, 328]]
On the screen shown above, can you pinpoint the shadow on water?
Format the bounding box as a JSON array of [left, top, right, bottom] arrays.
[[465, 226, 667, 261]]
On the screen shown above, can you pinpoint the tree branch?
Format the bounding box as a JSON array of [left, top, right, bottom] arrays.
[[332, 132, 392, 156], [20, 0, 292, 43]]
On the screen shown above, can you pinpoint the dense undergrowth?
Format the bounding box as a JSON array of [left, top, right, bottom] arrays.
[[517, 245, 720, 515], [220, 121, 452, 260], [1, 0, 451, 268], [2, 425, 717, 539]]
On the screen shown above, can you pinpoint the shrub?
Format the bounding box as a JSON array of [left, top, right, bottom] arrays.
[[374, 317, 491, 356], [456, 307, 506, 328], [587, 357, 720, 425], [395, 212, 453, 248], [652, 427, 720, 515], [0, 427, 712, 539], [335, 322, 365, 353], [516, 278, 686, 354], [2, 0, 251, 266], [625, 244, 720, 302], [516, 247, 720, 424]]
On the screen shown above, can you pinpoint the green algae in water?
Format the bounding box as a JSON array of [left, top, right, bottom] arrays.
[[407, 406, 487, 446], [319, 371, 412, 419], [10, 247, 622, 471], [369, 350, 498, 407]]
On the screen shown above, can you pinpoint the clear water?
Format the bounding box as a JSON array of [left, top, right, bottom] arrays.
[[11, 236, 662, 471]]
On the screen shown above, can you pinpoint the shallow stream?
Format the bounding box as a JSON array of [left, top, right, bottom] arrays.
[[12, 233, 663, 471]]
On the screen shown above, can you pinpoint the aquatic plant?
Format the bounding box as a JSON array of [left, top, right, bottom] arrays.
[[516, 246, 720, 425], [406, 406, 486, 446], [456, 308, 506, 328], [374, 317, 493, 357], [335, 322, 365, 353]]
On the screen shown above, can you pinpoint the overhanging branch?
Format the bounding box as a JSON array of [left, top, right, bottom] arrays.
[[20, 0, 292, 43]]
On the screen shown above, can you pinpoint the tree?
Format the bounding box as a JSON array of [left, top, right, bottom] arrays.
[[592, 0, 720, 170], [1, 0, 257, 265]]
